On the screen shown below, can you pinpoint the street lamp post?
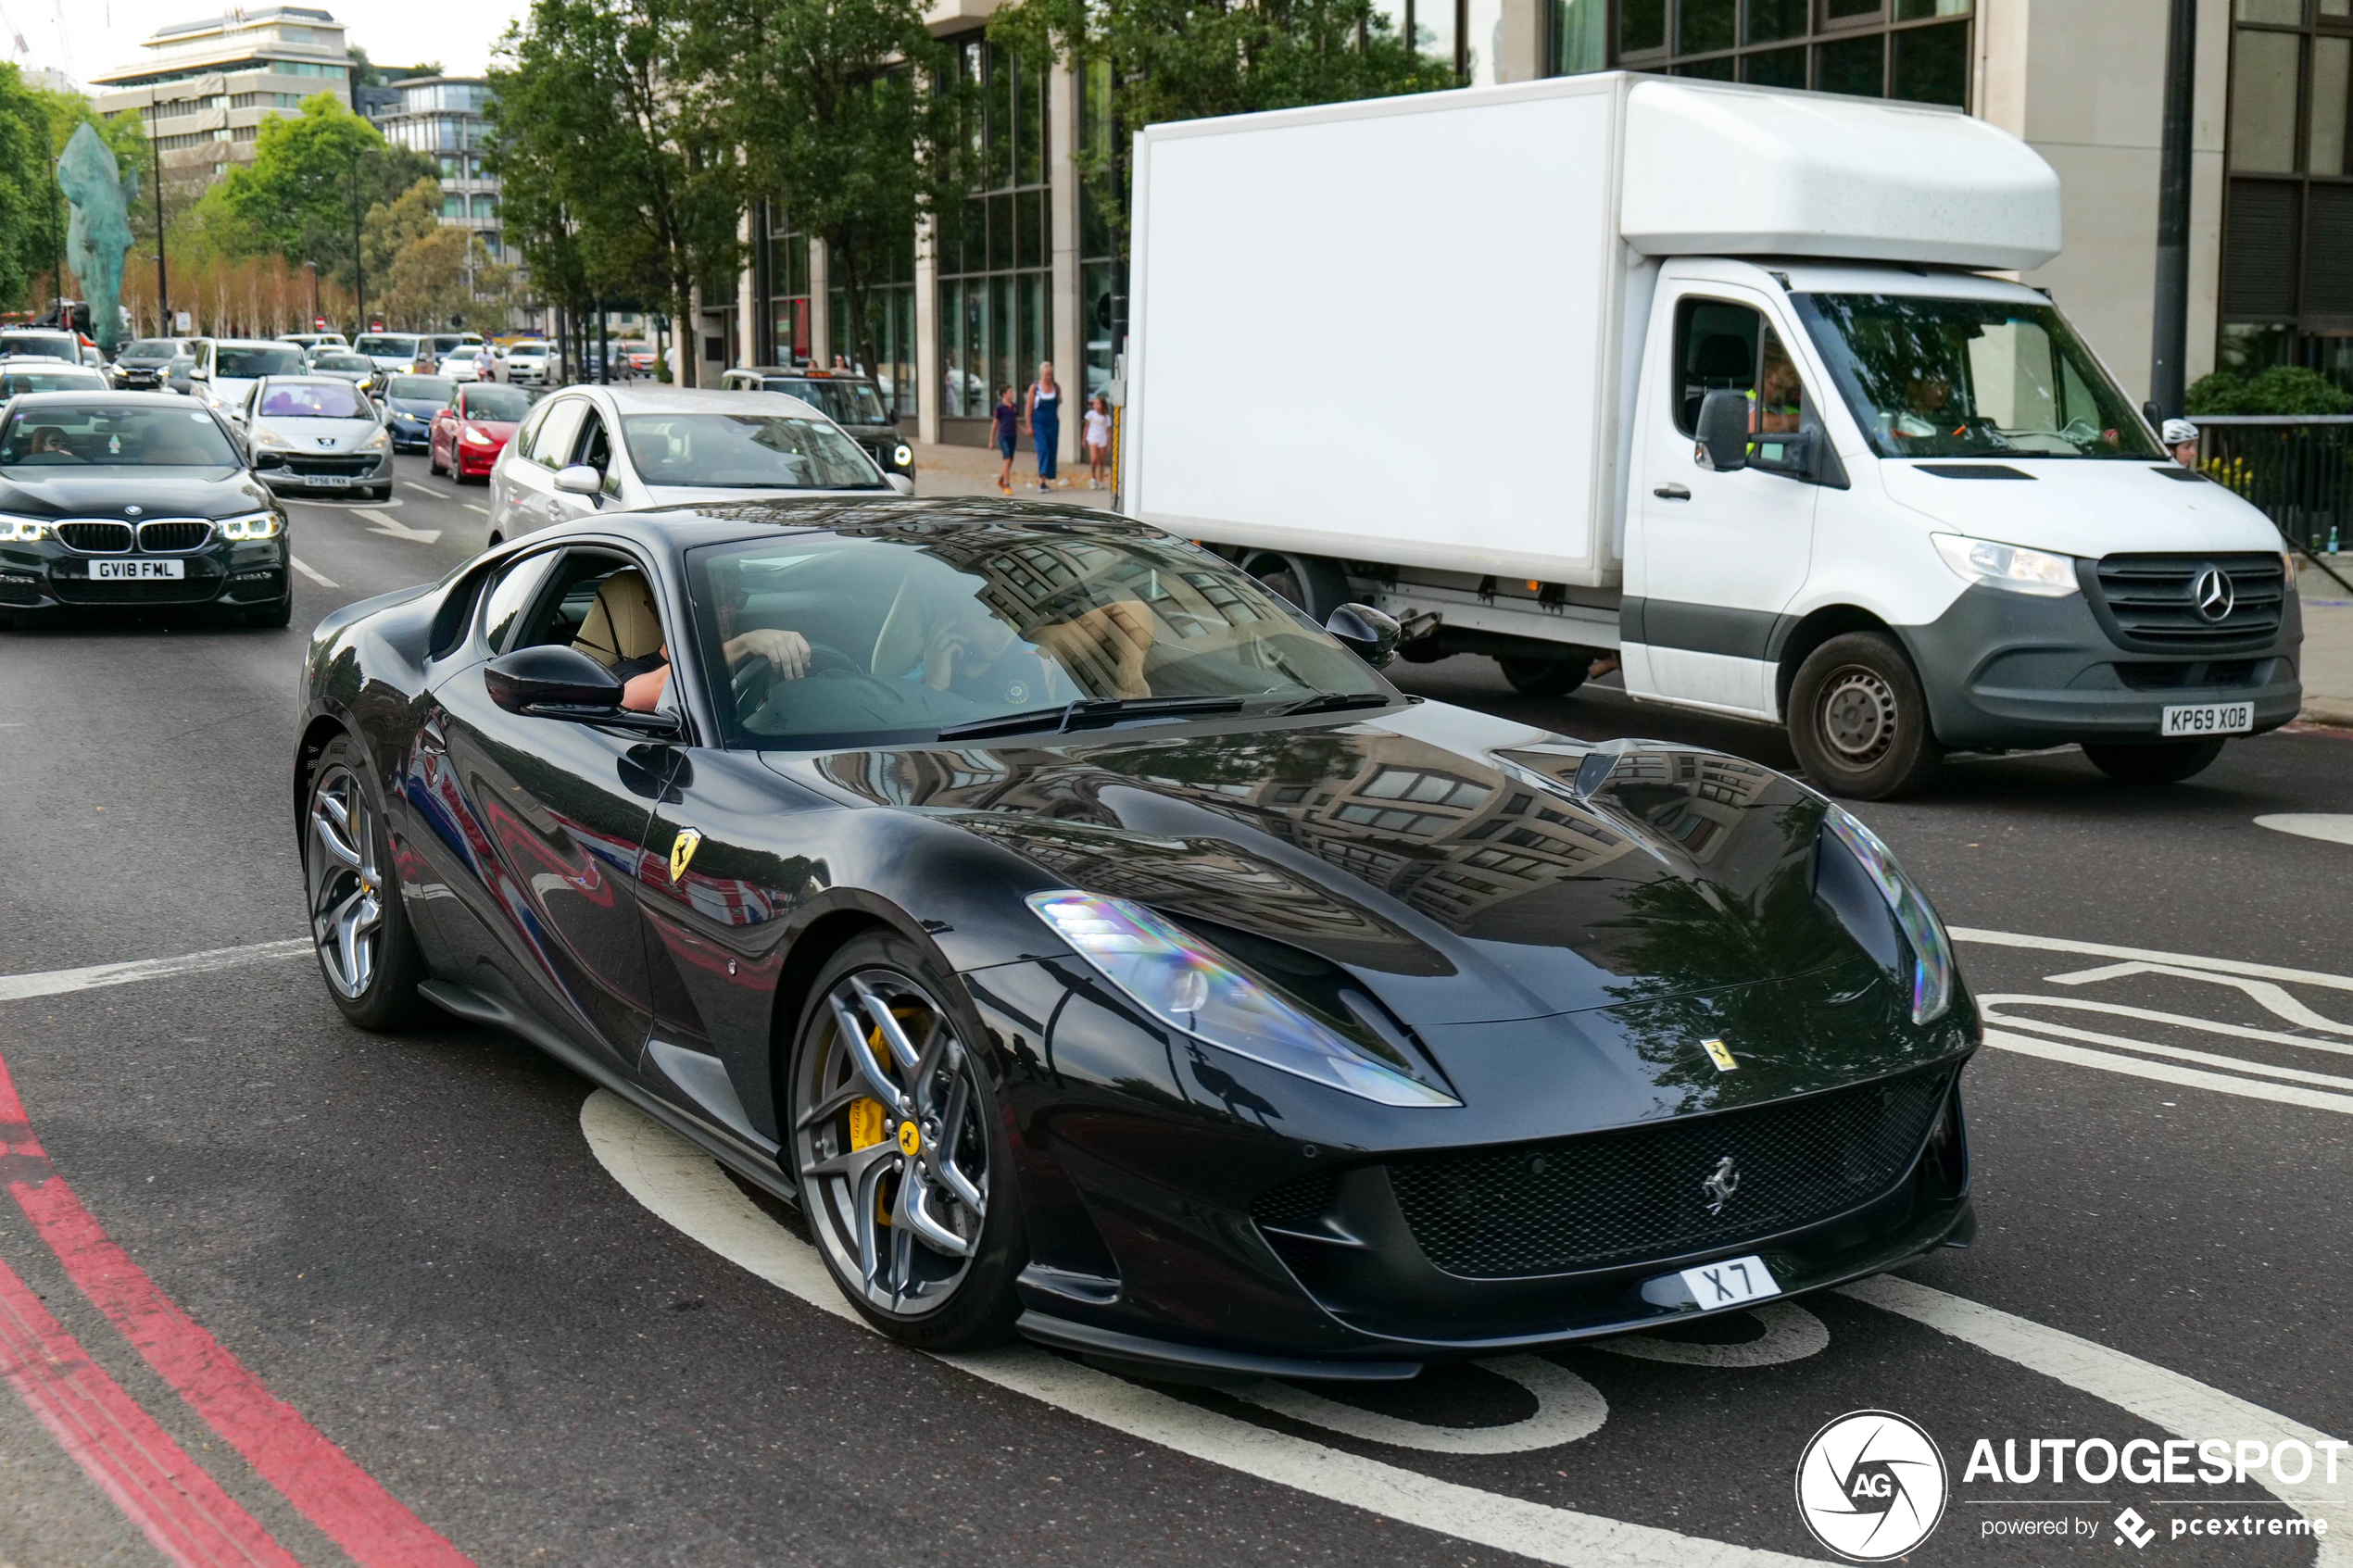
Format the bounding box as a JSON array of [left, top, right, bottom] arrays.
[[140, 72, 223, 334], [304, 261, 320, 330]]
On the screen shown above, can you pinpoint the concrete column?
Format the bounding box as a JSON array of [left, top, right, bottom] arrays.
[[2183, 0, 2229, 384], [1495, 0, 1543, 83], [1049, 60, 1080, 467], [736, 207, 757, 370], [809, 236, 831, 368], [914, 213, 941, 443]]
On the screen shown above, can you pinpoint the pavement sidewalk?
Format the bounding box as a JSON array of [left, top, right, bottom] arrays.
[[910, 439, 1113, 502]]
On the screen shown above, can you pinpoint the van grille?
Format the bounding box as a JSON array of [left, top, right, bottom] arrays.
[[2088, 553, 2286, 650], [1381, 1068, 1956, 1279]]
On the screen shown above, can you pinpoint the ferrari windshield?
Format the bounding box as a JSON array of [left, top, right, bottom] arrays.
[[1792, 294, 2160, 459], [0, 405, 239, 468], [687, 523, 1390, 749], [622, 413, 880, 489]]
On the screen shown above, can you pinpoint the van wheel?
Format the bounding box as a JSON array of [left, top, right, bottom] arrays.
[[1241, 551, 1348, 622], [1497, 654, 1592, 697], [2082, 738, 2225, 784], [1788, 632, 1941, 800]]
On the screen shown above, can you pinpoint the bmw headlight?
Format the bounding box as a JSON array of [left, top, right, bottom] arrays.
[[1819, 807, 1954, 1024], [0, 515, 50, 543], [218, 511, 282, 541], [892, 443, 913, 469], [1029, 892, 1459, 1108], [1931, 533, 2078, 596]]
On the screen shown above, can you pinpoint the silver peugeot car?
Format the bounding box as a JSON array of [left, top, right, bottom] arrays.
[[233, 375, 394, 501]]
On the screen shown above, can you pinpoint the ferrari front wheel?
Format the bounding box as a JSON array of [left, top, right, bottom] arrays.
[[789, 934, 1022, 1349], [303, 735, 426, 1030]]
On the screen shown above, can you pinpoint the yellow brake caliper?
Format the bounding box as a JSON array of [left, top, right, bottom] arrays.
[[847, 1011, 920, 1226]]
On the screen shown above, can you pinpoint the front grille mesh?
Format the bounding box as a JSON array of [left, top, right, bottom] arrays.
[[136, 521, 209, 552], [1251, 1171, 1340, 1233], [57, 521, 132, 553], [1384, 1069, 1955, 1279], [2091, 553, 2285, 648]]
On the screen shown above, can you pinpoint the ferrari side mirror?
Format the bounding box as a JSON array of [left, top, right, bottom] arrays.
[[484, 646, 680, 736]]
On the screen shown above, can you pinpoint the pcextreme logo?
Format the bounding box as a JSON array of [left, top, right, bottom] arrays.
[[1794, 1410, 1950, 1562]]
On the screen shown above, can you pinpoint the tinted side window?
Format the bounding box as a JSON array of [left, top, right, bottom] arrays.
[[529, 398, 587, 468], [481, 550, 562, 652]]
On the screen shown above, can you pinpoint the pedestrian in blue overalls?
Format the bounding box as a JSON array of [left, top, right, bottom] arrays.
[[1026, 361, 1063, 490]]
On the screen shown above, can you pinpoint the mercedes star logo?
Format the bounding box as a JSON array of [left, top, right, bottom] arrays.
[[1703, 1154, 1740, 1215], [2192, 565, 2234, 621]]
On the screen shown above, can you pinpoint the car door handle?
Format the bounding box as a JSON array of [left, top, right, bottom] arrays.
[[1653, 483, 1692, 501]]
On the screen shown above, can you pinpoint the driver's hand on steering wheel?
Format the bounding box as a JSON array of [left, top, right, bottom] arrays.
[[724, 627, 812, 681]]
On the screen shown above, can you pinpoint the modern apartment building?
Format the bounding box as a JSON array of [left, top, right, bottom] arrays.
[[90, 6, 353, 186], [706, 0, 2312, 458], [362, 75, 517, 270]]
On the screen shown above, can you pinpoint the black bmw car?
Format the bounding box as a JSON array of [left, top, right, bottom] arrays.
[[296, 500, 1974, 1378], [0, 393, 291, 628]]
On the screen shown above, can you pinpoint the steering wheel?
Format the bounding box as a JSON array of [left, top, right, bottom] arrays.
[[727, 640, 887, 725]]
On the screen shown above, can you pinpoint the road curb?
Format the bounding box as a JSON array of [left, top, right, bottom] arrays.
[[2298, 697, 2353, 728]]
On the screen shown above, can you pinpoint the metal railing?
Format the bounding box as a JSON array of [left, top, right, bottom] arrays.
[[2193, 415, 2353, 556]]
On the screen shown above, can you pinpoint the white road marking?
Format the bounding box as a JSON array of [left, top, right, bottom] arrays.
[[1952, 928, 2353, 994], [1988, 993, 2353, 1063], [1982, 1004, 2353, 1090], [2256, 812, 2353, 847], [1236, 1356, 1607, 1456], [579, 1089, 1808, 1567], [401, 482, 439, 498], [1841, 1275, 2349, 1562], [462, 504, 487, 516], [290, 557, 338, 588], [352, 508, 440, 546], [1591, 1302, 1828, 1368], [0, 940, 309, 1004], [588, 1088, 2353, 1562], [2043, 961, 2353, 1035], [1984, 1027, 2353, 1115]]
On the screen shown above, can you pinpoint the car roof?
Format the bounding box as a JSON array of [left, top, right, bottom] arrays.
[[0, 329, 75, 340], [256, 374, 366, 386], [558, 384, 831, 418], [208, 338, 302, 349], [6, 390, 204, 407]]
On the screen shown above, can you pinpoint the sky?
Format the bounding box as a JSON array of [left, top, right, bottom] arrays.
[[10, 0, 535, 89]]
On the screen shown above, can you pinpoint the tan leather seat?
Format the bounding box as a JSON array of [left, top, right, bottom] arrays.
[[573, 570, 664, 670]]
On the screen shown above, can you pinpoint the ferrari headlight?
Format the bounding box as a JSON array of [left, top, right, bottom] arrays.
[[892, 443, 913, 468], [0, 515, 50, 543], [1029, 892, 1458, 1108], [217, 511, 282, 541], [1820, 807, 1954, 1024], [1931, 533, 2078, 596]]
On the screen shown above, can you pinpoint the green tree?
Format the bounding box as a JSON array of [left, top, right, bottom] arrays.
[[2185, 365, 2353, 417], [699, 0, 977, 385], [486, 0, 742, 386], [384, 222, 483, 327], [362, 176, 445, 282], [987, 0, 1449, 257], [192, 94, 435, 291], [0, 65, 57, 311]]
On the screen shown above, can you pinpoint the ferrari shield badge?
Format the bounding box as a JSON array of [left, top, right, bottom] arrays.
[[669, 828, 702, 883], [1702, 1037, 1738, 1072]]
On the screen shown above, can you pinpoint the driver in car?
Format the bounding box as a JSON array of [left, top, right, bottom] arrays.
[[572, 570, 811, 713]]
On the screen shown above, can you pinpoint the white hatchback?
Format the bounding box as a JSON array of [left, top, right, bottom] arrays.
[[484, 384, 912, 546]]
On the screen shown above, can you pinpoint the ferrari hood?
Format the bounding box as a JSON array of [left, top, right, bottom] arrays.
[[782, 701, 1873, 1029]]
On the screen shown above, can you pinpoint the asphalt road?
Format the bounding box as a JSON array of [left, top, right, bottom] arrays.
[[0, 455, 2347, 1567]]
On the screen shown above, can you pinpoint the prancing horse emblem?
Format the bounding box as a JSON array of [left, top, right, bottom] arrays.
[[669, 827, 702, 883], [1702, 1155, 1740, 1215]]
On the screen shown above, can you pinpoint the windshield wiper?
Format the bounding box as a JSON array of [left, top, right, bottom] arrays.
[[936, 695, 1247, 742], [1274, 692, 1395, 717]]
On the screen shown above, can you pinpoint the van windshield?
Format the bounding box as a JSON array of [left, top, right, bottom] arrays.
[[1791, 295, 2160, 460]]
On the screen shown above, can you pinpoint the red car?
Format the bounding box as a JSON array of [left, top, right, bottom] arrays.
[[429, 383, 536, 482]]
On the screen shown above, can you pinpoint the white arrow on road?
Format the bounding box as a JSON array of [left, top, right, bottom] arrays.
[[352, 508, 440, 545]]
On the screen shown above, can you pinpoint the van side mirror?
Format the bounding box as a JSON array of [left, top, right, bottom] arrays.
[[1694, 390, 1748, 472], [1326, 602, 1401, 668]]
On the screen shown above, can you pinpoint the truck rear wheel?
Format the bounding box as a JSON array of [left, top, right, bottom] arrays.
[[1497, 654, 1592, 697], [1241, 551, 1349, 622], [1787, 632, 1941, 800], [2082, 738, 2225, 785]]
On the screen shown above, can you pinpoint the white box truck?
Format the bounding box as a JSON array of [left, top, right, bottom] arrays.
[[1121, 73, 2301, 797]]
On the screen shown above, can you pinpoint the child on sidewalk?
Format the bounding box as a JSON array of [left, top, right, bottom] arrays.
[[1084, 395, 1112, 490], [991, 386, 1018, 495]]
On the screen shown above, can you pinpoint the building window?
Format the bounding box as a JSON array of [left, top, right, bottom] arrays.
[[441, 194, 464, 219], [1078, 56, 1120, 405], [829, 229, 916, 418], [2221, 0, 2353, 379], [1552, 0, 1971, 107], [765, 206, 814, 367], [937, 38, 1051, 423]]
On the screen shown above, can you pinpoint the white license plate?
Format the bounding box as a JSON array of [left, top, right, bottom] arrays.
[[306, 474, 350, 488], [1679, 1254, 1780, 1309], [2161, 701, 2253, 737], [89, 558, 183, 581]]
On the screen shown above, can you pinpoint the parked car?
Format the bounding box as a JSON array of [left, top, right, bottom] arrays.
[[354, 332, 422, 375], [110, 337, 200, 393], [292, 502, 1975, 1374], [233, 374, 394, 501], [614, 340, 654, 375], [484, 384, 910, 546], [502, 340, 552, 386], [721, 366, 913, 479], [0, 358, 110, 397], [377, 374, 454, 453], [0, 391, 291, 627], [429, 382, 535, 483], [190, 338, 306, 420]]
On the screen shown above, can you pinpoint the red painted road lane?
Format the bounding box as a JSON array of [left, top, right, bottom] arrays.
[[0, 1248, 303, 1567], [0, 1053, 478, 1568]]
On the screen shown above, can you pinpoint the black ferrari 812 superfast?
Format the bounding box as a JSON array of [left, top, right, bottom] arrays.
[[296, 499, 1976, 1380]]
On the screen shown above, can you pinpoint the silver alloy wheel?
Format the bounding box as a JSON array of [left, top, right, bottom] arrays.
[[1818, 666, 1898, 764], [307, 764, 385, 999], [794, 968, 988, 1317]]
